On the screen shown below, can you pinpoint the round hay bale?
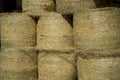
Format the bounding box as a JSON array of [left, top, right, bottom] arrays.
[[56, 0, 96, 14], [22, 0, 55, 16], [37, 12, 74, 51], [0, 48, 37, 80], [77, 56, 120, 80], [0, 13, 36, 48], [38, 51, 76, 80], [74, 7, 120, 51]]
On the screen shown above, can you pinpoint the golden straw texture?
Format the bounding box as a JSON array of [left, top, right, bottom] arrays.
[[74, 7, 120, 51], [38, 51, 76, 80], [56, 0, 96, 14], [22, 0, 55, 16], [0, 48, 37, 80], [77, 56, 120, 80], [0, 13, 36, 48], [37, 12, 74, 51]]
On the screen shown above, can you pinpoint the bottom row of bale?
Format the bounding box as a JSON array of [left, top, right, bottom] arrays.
[[0, 48, 120, 80]]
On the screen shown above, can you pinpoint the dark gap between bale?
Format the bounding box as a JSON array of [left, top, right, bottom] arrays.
[[63, 14, 73, 27], [76, 50, 120, 59]]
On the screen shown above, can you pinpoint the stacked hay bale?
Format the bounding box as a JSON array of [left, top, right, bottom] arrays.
[[77, 51, 120, 80], [0, 48, 37, 80], [74, 7, 120, 51], [22, 0, 55, 16], [74, 7, 120, 80], [1, 13, 36, 48], [0, 13, 37, 80], [56, 0, 97, 14], [37, 12, 76, 80]]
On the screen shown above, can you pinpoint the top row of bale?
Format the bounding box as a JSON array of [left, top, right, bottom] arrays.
[[22, 0, 102, 16]]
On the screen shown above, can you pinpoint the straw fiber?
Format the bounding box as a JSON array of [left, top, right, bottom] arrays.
[[0, 13, 36, 48], [56, 0, 96, 14], [77, 56, 120, 80], [74, 7, 120, 51], [22, 0, 55, 16], [38, 51, 76, 80], [37, 12, 73, 51], [0, 48, 37, 80], [37, 36, 74, 52]]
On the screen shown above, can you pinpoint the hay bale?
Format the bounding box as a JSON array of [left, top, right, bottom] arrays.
[[38, 51, 76, 80], [0, 13, 36, 48], [77, 56, 120, 80], [37, 12, 74, 51], [74, 7, 120, 51], [22, 0, 55, 16], [37, 36, 74, 52], [0, 48, 37, 80], [56, 0, 96, 14]]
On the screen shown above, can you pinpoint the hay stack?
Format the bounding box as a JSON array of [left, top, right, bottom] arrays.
[[22, 0, 55, 16], [38, 51, 76, 80], [0, 48, 37, 80], [0, 13, 36, 48], [37, 12, 74, 51], [56, 0, 96, 14], [77, 51, 120, 80], [74, 7, 120, 51]]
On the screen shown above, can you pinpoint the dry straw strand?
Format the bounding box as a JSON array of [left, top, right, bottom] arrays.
[[74, 7, 120, 51], [0, 48, 37, 80], [38, 51, 76, 80], [56, 0, 96, 14], [0, 13, 36, 48]]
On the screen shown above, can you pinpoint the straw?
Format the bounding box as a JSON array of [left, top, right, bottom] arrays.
[[0, 13, 36, 48]]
